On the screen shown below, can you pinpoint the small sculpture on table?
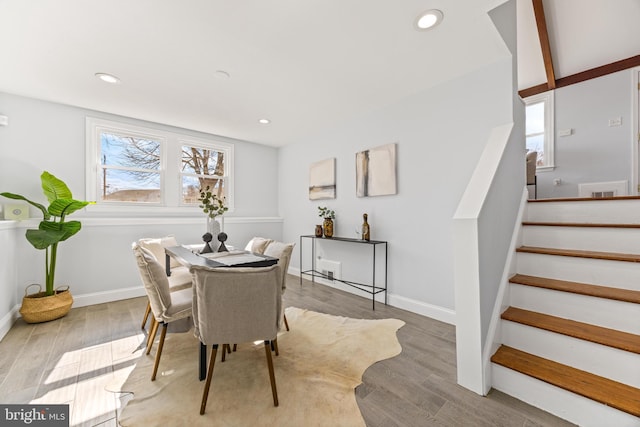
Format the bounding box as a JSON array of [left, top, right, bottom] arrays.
[[200, 232, 214, 254], [217, 232, 229, 252]]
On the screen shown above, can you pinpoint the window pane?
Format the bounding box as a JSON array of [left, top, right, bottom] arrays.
[[101, 132, 161, 170], [182, 175, 225, 204], [181, 146, 224, 175], [525, 102, 545, 135], [101, 169, 161, 203]]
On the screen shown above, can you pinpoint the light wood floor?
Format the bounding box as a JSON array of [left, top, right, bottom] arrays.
[[0, 276, 576, 426]]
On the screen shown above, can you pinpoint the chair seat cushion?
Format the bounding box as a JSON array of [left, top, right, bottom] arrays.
[[168, 266, 192, 291]]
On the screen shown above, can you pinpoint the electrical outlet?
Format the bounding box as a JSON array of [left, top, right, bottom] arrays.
[[608, 117, 622, 127], [558, 128, 572, 137]]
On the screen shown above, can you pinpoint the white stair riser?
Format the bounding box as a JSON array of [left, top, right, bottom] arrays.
[[502, 321, 640, 388], [526, 200, 640, 224], [517, 252, 640, 292], [492, 365, 640, 427], [522, 226, 640, 253], [510, 283, 640, 334]]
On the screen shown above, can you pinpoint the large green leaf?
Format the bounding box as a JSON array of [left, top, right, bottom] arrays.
[[41, 171, 72, 203], [26, 229, 66, 250], [40, 220, 82, 241], [48, 198, 91, 217], [0, 192, 50, 220]]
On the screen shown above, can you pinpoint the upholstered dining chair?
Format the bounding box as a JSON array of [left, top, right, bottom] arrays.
[[526, 150, 538, 199], [190, 264, 282, 415], [263, 240, 295, 331], [132, 242, 193, 381], [244, 236, 274, 254], [137, 236, 192, 331]]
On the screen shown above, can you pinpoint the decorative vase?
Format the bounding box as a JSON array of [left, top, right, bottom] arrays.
[[362, 213, 370, 241], [206, 217, 222, 235], [315, 224, 323, 237], [323, 218, 334, 238], [206, 217, 222, 251], [19, 284, 73, 323]]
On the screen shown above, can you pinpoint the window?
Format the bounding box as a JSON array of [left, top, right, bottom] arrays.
[[180, 143, 228, 205], [86, 117, 234, 213], [100, 131, 163, 204], [524, 91, 554, 170]]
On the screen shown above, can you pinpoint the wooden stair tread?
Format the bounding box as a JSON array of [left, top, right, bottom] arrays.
[[528, 196, 640, 203], [509, 274, 640, 304], [491, 345, 640, 417], [516, 246, 640, 263], [522, 221, 640, 228], [501, 307, 640, 354]]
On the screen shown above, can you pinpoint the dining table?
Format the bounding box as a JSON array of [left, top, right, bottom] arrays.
[[164, 245, 280, 380]]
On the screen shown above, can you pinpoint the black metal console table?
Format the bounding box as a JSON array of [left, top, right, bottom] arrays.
[[299, 235, 388, 310]]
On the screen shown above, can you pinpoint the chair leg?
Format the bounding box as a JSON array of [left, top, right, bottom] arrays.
[[141, 301, 151, 330], [232, 344, 237, 352], [221, 344, 228, 362], [263, 341, 279, 407], [283, 313, 290, 331], [273, 338, 279, 356], [146, 318, 159, 355], [200, 344, 219, 415], [151, 323, 168, 381]]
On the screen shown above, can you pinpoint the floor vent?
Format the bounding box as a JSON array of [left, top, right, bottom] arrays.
[[578, 180, 627, 198], [592, 191, 615, 198]]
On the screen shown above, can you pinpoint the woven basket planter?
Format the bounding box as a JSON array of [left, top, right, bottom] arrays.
[[19, 284, 73, 323]]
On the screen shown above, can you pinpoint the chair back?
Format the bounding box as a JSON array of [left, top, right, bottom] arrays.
[[263, 241, 295, 291], [191, 264, 282, 345], [526, 151, 537, 185], [244, 237, 274, 254], [132, 242, 173, 320]]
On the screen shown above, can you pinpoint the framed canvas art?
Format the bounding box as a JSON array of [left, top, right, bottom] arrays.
[[356, 143, 397, 197], [309, 158, 336, 200]]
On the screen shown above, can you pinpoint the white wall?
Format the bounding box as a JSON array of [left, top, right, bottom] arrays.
[[278, 55, 514, 322], [0, 92, 281, 335], [537, 70, 634, 198]]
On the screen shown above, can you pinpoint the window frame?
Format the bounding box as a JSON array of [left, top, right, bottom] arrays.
[[524, 91, 555, 171], [85, 117, 234, 215]]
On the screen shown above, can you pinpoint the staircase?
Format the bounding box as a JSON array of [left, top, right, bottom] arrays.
[[490, 197, 640, 427]]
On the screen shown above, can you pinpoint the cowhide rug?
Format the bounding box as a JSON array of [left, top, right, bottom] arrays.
[[110, 307, 404, 426]]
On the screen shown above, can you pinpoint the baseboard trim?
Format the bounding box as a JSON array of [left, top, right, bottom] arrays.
[[0, 305, 20, 341], [289, 267, 456, 325], [72, 286, 147, 308], [0, 286, 147, 341]]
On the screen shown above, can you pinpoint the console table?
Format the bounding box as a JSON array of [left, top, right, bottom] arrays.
[[299, 235, 388, 310]]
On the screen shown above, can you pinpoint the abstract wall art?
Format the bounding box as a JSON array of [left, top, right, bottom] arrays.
[[356, 143, 397, 197], [309, 157, 336, 200]]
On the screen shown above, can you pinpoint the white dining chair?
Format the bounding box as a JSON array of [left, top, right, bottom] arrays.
[[263, 240, 295, 331], [190, 264, 282, 415], [132, 242, 193, 381]]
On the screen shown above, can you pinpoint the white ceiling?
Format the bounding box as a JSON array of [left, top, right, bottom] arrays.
[[1, 1, 638, 147]]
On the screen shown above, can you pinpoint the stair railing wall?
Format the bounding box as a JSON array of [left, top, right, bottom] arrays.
[[453, 122, 525, 395]]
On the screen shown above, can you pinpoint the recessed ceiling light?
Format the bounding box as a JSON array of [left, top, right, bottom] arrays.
[[258, 119, 271, 124], [95, 73, 121, 84], [414, 9, 443, 31], [214, 70, 230, 79]]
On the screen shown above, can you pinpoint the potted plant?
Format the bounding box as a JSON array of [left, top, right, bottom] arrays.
[[197, 186, 228, 235], [1, 171, 93, 323], [318, 206, 335, 238]]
